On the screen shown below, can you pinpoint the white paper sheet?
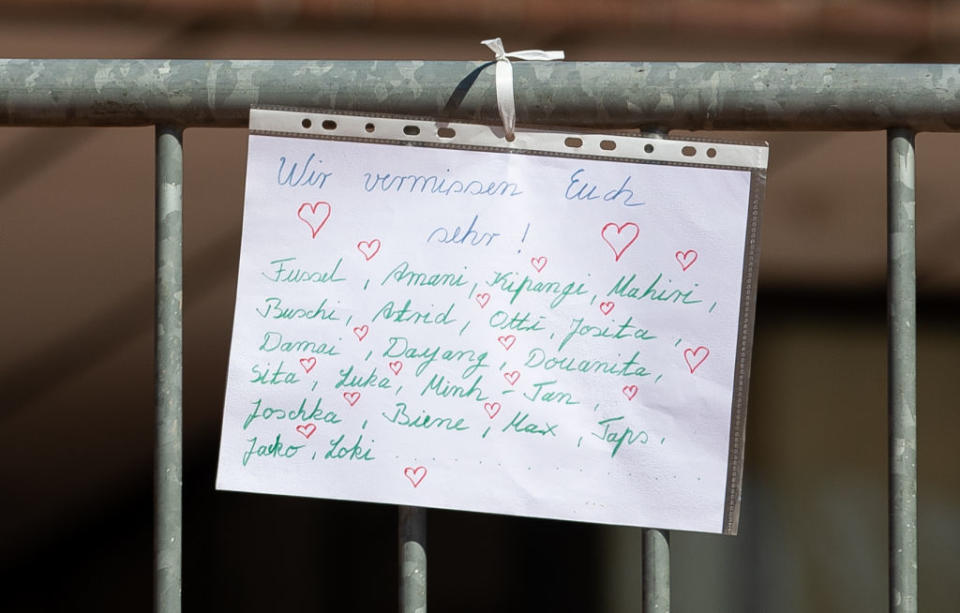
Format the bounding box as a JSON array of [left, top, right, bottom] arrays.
[[216, 109, 767, 534]]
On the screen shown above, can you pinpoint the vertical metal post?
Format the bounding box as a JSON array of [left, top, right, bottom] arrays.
[[641, 127, 670, 613], [887, 129, 918, 613], [399, 506, 427, 613], [155, 125, 184, 613], [643, 529, 670, 612]]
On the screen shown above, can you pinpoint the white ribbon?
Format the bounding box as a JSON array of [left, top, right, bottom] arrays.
[[482, 37, 564, 140]]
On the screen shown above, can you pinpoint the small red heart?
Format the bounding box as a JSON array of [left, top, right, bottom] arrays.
[[296, 423, 317, 439], [675, 249, 698, 271], [297, 202, 331, 238], [343, 392, 361, 406], [498, 335, 516, 350], [389, 360, 403, 375], [483, 402, 501, 419], [404, 466, 427, 488], [599, 301, 615, 315], [475, 292, 491, 308], [503, 370, 520, 386], [299, 357, 317, 373], [622, 385, 638, 401], [357, 239, 381, 261], [530, 256, 547, 273], [353, 325, 369, 341], [683, 346, 710, 374]]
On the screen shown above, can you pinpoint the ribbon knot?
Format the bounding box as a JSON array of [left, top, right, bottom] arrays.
[[482, 37, 564, 140]]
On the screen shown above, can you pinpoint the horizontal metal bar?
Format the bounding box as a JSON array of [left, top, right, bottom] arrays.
[[2, 60, 960, 130]]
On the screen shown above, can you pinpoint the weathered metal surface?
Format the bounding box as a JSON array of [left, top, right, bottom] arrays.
[[399, 506, 427, 613], [643, 529, 670, 612], [2, 60, 960, 130], [155, 125, 183, 613], [887, 129, 918, 613]]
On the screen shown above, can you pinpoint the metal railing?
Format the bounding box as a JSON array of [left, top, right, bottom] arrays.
[[0, 59, 924, 613]]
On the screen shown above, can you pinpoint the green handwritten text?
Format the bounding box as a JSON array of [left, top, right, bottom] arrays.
[[242, 434, 303, 466], [607, 273, 702, 305], [382, 402, 470, 432]]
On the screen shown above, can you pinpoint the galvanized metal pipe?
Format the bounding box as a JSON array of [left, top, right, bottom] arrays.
[[399, 506, 427, 613], [887, 129, 918, 613], [641, 126, 672, 613], [155, 125, 183, 613], [3, 60, 960, 130], [643, 529, 670, 612]]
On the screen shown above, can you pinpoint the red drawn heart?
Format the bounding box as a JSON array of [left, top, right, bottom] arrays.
[[299, 357, 317, 373], [343, 392, 361, 406], [357, 239, 381, 261], [353, 325, 369, 341], [475, 292, 491, 308], [483, 402, 502, 419], [622, 385, 638, 401], [599, 301, 615, 315], [683, 346, 710, 374], [389, 360, 403, 375], [498, 335, 516, 350], [675, 249, 698, 271], [296, 423, 317, 439], [601, 222, 640, 262], [297, 201, 331, 238], [404, 466, 427, 488], [530, 256, 547, 272], [503, 370, 520, 386]]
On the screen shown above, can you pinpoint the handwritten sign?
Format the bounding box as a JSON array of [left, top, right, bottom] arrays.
[[216, 109, 767, 534]]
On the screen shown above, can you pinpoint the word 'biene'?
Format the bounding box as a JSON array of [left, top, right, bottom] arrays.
[[382, 402, 470, 432]]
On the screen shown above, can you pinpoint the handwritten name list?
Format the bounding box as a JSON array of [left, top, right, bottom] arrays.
[[216, 114, 765, 534]]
